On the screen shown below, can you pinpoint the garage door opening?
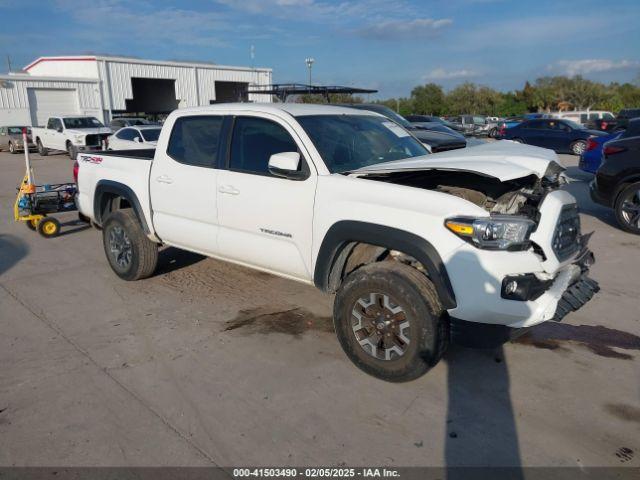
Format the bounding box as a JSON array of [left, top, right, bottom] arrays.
[[212, 81, 249, 103], [124, 78, 179, 114], [28, 88, 79, 127]]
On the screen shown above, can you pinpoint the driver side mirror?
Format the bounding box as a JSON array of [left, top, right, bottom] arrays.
[[268, 152, 306, 180], [56, 127, 63, 133], [133, 136, 141, 143]]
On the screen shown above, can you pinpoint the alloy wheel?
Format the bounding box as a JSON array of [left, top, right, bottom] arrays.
[[621, 189, 640, 229], [351, 292, 410, 361], [108, 226, 133, 269]]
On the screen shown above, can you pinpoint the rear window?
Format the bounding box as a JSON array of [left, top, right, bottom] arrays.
[[167, 116, 223, 168], [141, 128, 161, 142]]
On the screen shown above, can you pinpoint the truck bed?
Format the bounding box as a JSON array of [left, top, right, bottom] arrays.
[[76, 150, 155, 232]]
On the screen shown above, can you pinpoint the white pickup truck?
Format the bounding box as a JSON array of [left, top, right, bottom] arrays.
[[33, 116, 112, 160], [76, 103, 598, 382]]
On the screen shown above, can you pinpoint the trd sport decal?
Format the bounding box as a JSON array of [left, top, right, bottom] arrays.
[[81, 156, 103, 164]]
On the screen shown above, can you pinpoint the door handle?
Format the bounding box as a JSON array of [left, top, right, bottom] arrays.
[[156, 175, 174, 184], [218, 185, 240, 195]]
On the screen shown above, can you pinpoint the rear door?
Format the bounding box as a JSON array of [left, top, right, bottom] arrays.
[[150, 114, 227, 255], [216, 114, 317, 281], [520, 120, 546, 146]]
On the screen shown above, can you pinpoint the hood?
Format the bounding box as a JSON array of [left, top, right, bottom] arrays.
[[411, 129, 466, 145], [350, 140, 564, 182], [66, 127, 113, 135]]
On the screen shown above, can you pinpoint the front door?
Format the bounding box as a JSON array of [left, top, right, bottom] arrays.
[[47, 118, 65, 150], [150, 114, 226, 255], [216, 114, 317, 281]]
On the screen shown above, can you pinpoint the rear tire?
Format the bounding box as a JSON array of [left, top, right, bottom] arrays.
[[571, 140, 587, 156], [102, 209, 158, 281], [614, 182, 640, 234], [512, 138, 524, 143], [333, 261, 448, 382], [26, 218, 38, 231], [37, 139, 48, 156], [9, 141, 18, 154], [488, 127, 497, 138]]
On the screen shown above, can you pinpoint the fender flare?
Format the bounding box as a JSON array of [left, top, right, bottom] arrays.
[[314, 221, 457, 309], [94, 180, 150, 234]]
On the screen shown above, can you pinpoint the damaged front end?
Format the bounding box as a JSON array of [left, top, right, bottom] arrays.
[[357, 161, 565, 218]]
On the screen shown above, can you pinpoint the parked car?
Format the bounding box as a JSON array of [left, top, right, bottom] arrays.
[[498, 118, 607, 155], [0, 126, 36, 153], [75, 103, 597, 381], [32, 116, 112, 160], [343, 104, 466, 152], [589, 108, 640, 132], [404, 115, 464, 133], [578, 131, 623, 174], [497, 117, 525, 133], [448, 115, 490, 136], [552, 111, 615, 128], [109, 126, 162, 150], [590, 119, 640, 234], [109, 117, 157, 132]]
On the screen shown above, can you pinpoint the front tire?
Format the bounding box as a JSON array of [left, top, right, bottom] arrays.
[[488, 127, 497, 138], [512, 138, 524, 143], [333, 262, 447, 382], [102, 210, 158, 280], [37, 139, 48, 156], [571, 140, 587, 155], [615, 182, 640, 234], [9, 141, 17, 154], [67, 142, 78, 160]]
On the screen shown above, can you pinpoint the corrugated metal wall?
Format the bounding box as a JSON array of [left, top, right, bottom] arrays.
[[0, 76, 103, 126], [0, 77, 100, 109], [98, 59, 272, 110]]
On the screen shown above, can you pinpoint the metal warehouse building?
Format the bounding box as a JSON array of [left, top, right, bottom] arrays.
[[0, 55, 273, 127]]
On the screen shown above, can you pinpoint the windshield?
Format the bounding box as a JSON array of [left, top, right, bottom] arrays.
[[8, 127, 30, 134], [297, 114, 429, 174], [63, 117, 104, 129], [140, 128, 161, 142]]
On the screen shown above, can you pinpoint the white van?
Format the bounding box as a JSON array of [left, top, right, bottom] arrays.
[[551, 111, 614, 126]]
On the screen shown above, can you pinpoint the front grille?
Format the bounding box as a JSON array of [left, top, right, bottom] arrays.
[[552, 204, 581, 261], [85, 134, 109, 147]]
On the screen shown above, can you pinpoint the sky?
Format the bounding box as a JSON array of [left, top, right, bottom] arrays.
[[1, 0, 639, 98]]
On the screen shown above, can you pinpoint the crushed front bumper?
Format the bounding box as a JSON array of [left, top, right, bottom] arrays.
[[450, 245, 599, 348], [552, 272, 600, 321]]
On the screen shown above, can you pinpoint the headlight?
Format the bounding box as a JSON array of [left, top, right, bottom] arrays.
[[73, 134, 85, 144], [445, 216, 535, 250]]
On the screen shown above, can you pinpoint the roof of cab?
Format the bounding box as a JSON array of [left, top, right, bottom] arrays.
[[174, 102, 379, 118]]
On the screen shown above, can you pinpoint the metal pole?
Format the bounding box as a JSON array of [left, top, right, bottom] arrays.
[[7, 55, 12, 73], [305, 57, 314, 86], [23, 128, 34, 184]]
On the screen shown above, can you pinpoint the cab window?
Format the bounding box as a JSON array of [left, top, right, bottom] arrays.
[[229, 116, 299, 175], [166, 115, 224, 168]]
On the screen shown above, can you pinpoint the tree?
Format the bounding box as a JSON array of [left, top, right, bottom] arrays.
[[446, 82, 480, 114], [298, 93, 364, 104], [410, 83, 446, 115]]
